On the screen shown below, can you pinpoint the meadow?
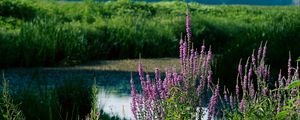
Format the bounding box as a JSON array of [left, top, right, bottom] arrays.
[[0, 0, 300, 119]]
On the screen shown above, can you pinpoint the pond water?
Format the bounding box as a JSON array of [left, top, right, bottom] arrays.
[[3, 59, 210, 119], [3, 67, 136, 119], [97, 89, 133, 119], [97, 89, 209, 120]]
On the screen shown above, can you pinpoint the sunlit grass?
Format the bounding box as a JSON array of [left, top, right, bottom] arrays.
[[45, 58, 180, 73]]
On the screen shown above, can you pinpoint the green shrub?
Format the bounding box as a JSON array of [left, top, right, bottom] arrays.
[[0, 74, 25, 120], [0, 0, 37, 20]]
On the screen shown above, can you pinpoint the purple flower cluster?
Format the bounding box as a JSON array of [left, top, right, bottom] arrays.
[[207, 83, 219, 120], [130, 78, 137, 119], [130, 9, 214, 119], [239, 99, 246, 112], [221, 41, 300, 117], [186, 10, 191, 53], [131, 45, 212, 119], [131, 8, 300, 120]]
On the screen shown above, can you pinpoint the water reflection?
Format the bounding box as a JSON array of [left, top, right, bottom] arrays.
[[4, 64, 209, 120], [97, 88, 209, 120], [98, 89, 133, 119]]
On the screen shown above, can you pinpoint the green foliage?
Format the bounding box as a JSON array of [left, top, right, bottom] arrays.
[[87, 77, 99, 120], [287, 80, 300, 89], [0, 18, 87, 67], [0, 73, 25, 120], [0, 0, 37, 20], [0, 1, 299, 75], [276, 96, 300, 119]]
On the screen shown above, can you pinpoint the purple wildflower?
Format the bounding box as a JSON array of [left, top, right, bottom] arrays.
[[182, 40, 187, 75], [224, 87, 228, 102], [229, 95, 234, 109], [263, 66, 268, 81], [162, 78, 168, 99], [136, 95, 144, 118], [200, 41, 205, 66], [249, 81, 255, 99], [207, 83, 219, 120], [251, 50, 256, 66], [151, 84, 158, 101], [130, 78, 137, 119], [262, 87, 268, 96], [172, 67, 178, 85], [206, 47, 212, 67], [262, 42, 267, 62], [257, 42, 262, 62], [155, 68, 160, 81], [165, 67, 172, 87], [245, 57, 250, 72], [247, 67, 252, 92], [186, 10, 191, 45], [200, 42, 205, 56], [238, 59, 243, 77], [239, 99, 246, 113], [243, 75, 247, 92], [146, 74, 152, 98], [277, 102, 281, 113], [138, 62, 144, 81], [207, 70, 212, 88], [278, 70, 283, 88], [180, 38, 184, 71], [157, 77, 164, 99], [193, 51, 199, 75], [202, 57, 207, 70], [287, 53, 292, 85], [197, 78, 204, 95], [190, 49, 194, 71], [236, 79, 240, 99]]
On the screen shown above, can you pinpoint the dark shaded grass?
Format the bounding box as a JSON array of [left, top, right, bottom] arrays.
[[0, 73, 122, 120]]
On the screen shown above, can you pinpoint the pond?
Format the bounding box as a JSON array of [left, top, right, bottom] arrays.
[[97, 89, 133, 119], [3, 58, 211, 119]]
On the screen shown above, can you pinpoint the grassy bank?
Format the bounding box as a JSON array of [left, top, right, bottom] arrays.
[[0, 0, 299, 67]]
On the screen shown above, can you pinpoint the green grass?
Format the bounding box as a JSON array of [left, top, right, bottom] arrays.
[[0, 0, 299, 68], [65, 58, 181, 72]]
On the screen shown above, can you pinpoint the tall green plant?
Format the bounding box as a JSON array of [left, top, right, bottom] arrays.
[[88, 76, 100, 120], [0, 72, 24, 120], [16, 18, 86, 66]]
